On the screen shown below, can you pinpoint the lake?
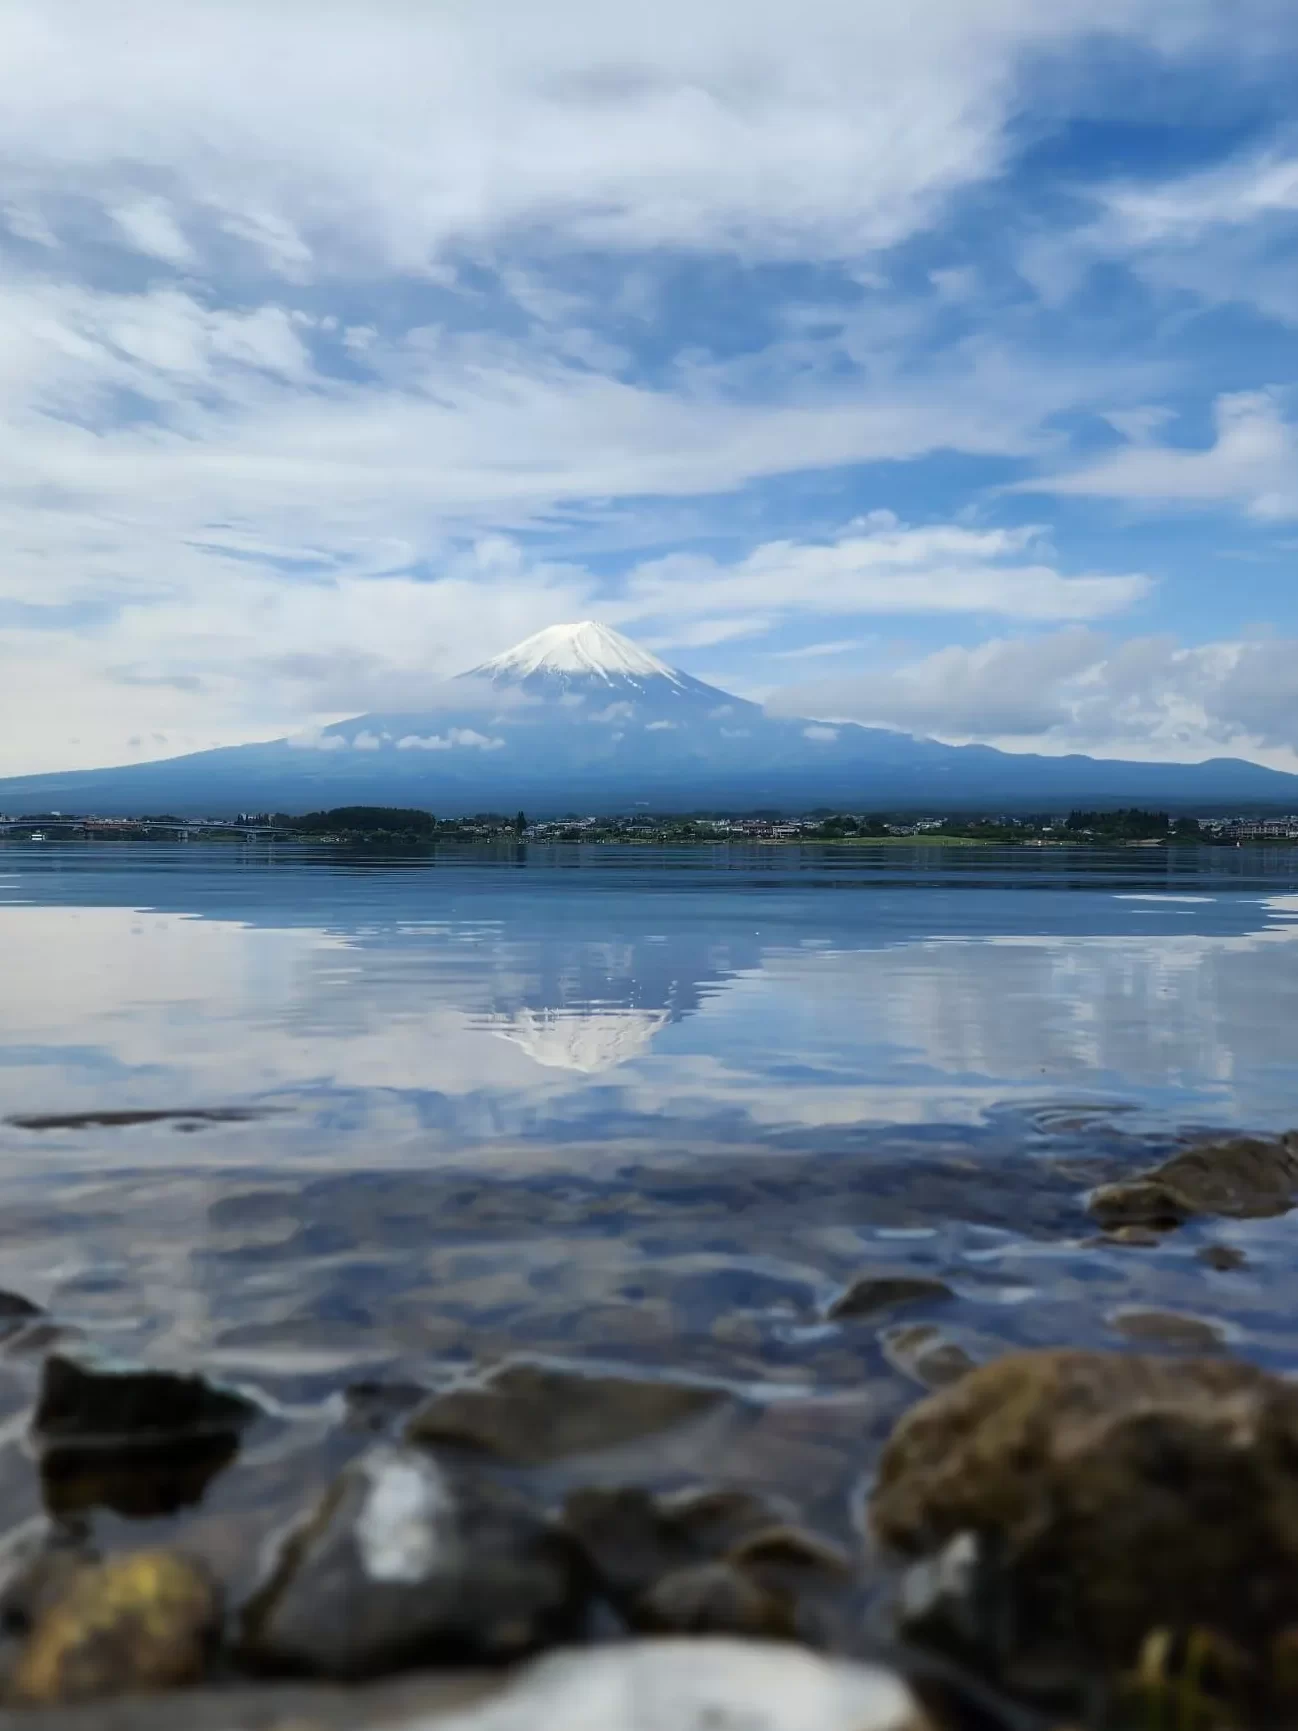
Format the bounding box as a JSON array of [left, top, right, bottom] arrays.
[[1, 840, 1297, 1626]]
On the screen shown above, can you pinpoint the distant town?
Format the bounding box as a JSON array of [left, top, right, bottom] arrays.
[[3, 804, 1298, 846]]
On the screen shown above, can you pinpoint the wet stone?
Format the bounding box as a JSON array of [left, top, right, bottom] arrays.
[[1198, 1243, 1249, 1271], [405, 1359, 731, 1465], [634, 1561, 796, 1639], [40, 1433, 240, 1520], [0, 1294, 41, 1329], [826, 1274, 954, 1323], [241, 1444, 585, 1678], [9, 1551, 218, 1706], [871, 1348, 1298, 1691], [343, 1381, 429, 1435], [1086, 1225, 1164, 1249], [1108, 1308, 1226, 1348], [727, 1523, 853, 1576], [1088, 1133, 1298, 1230], [880, 1323, 976, 1389], [33, 1349, 259, 1447], [559, 1481, 849, 1641], [562, 1484, 787, 1613]]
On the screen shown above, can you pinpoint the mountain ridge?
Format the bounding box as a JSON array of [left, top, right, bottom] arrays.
[[3, 621, 1297, 816]]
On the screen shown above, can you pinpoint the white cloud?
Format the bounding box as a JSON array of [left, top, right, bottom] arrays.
[[1023, 390, 1298, 519], [395, 728, 506, 752], [803, 724, 839, 741], [769, 629, 1298, 768], [591, 702, 635, 724], [0, 0, 1222, 274], [645, 719, 676, 731], [288, 726, 347, 752], [351, 730, 382, 751], [619, 522, 1149, 625], [109, 197, 196, 266]]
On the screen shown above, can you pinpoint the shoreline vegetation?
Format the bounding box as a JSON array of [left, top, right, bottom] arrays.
[[3, 803, 1298, 847]]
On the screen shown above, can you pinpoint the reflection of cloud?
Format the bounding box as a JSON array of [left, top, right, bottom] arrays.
[[487, 1007, 671, 1074], [3, 892, 1298, 1152]]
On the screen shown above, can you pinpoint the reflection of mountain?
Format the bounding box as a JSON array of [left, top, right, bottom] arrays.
[[488, 1007, 673, 1073], [7, 854, 1298, 1142]]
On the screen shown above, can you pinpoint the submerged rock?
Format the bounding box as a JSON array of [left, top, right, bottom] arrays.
[[40, 1434, 240, 1520], [826, 1274, 953, 1323], [1198, 1243, 1249, 1272], [561, 1483, 846, 1640], [561, 1485, 769, 1609], [1088, 1134, 1298, 1230], [241, 1444, 585, 1678], [33, 1350, 259, 1446], [879, 1323, 976, 1389], [1108, 1309, 1226, 1348], [405, 1359, 730, 1465], [9, 1552, 218, 1705], [635, 1562, 796, 1639], [870, 1348, 1298, 1688], [0, 1294, 41, 1327]]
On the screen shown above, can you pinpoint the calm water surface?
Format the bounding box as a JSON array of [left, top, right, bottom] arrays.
[[1, 841, 1297, 1566]]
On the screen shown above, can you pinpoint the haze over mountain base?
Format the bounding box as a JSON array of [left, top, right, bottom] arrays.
[[3, 623, 1296, 816]]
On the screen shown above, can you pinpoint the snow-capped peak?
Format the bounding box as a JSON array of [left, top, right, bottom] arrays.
[[471, 621, 683, 687]]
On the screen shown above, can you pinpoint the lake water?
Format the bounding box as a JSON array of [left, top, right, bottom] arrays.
[[1, 841, 1298, 1598]]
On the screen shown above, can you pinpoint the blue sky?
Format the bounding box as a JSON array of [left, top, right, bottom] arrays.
[[2, 0, 1298, 773]]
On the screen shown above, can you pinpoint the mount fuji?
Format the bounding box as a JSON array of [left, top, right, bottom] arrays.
[[5, 620, 1298, 815]]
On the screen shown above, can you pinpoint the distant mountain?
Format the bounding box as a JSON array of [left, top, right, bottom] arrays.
[[4, 620, 1298, 816]]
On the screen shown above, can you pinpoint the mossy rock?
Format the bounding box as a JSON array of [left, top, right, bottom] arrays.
[[871, 1349, 1298, 1688]]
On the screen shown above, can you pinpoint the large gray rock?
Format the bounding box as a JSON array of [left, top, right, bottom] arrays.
[[240, 1445, 585, 1678], [405, 1359, 731, 1465]]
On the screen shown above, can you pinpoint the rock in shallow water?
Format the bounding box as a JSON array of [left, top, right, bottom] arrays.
[[33, 1350, 259, 1446], [404, 1359, 730, 1465], [1088, 1133, 1298, 1230], [560, 1484, 844, 1638], [880, 1323, 976, 1389], [871, 1347, 1298, 1689], [826, 1274, 953, 1323], [9, 1552, 218, 1705], [241, 1444, 585, 1677]]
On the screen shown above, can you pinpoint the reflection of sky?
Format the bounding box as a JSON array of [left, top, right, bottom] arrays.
[[2, 848, 1298, 1159]]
